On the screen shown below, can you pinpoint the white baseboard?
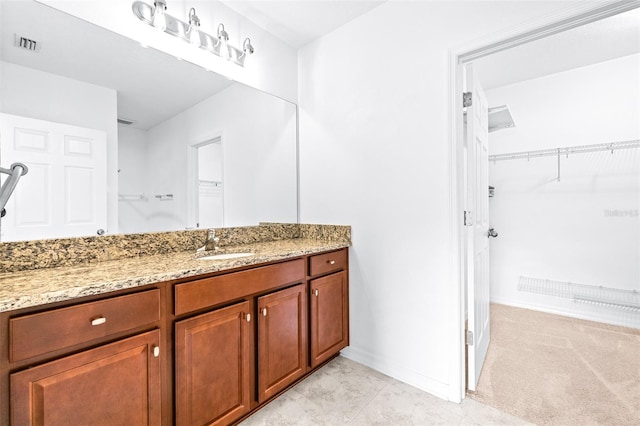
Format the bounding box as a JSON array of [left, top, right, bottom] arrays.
[[490, 295, 640, 329], [339, 346, 452, 402]]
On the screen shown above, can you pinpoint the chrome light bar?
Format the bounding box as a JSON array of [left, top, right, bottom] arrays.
[[132, 1, 253, 67]]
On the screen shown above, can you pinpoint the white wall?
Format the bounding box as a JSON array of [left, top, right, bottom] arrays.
[[39, 0, 298, 103], [145, 83, 297, 232], [118, 125, 150, 234], [298, 0, 580, 401], [487, 54, 640, 327], [0, 61, 119, 234]]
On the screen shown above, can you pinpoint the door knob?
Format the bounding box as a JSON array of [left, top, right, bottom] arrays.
[[487, 228, 498, 238]]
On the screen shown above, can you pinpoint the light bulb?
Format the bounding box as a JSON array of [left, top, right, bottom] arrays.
[[217, 23, 230, 61], [152, 0, 167, 31], [187, 8, 201, 47], [220, 38, 230, 60], [188, 25, 200, 46]]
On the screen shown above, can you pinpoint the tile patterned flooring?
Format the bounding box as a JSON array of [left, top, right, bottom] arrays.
[[241, 356, 531, 425]]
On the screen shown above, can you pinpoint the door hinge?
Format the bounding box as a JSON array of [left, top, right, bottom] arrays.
[[463, 92, 472, 108], [464, 210, 473, 226], [466, 330, 474, 346]]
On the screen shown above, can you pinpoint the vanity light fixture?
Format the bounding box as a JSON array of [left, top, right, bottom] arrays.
[[239, 37, 254, 60], [131, 0, 254, 66], [187, 8, 201, 47], [151, 0, 167, 31], [216, 23, 230, 60]]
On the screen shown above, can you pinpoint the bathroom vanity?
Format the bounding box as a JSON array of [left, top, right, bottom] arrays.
[[0, 2, 348, 423], [0, 227, 349, 425]]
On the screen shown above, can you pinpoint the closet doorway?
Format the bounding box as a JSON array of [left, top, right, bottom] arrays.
[[469, 8, 639, 422], [187, 136, 224, 229], [452, 0, 640, 414]]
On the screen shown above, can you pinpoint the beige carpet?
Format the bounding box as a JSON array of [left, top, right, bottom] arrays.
[[469, 304, 640, 426]]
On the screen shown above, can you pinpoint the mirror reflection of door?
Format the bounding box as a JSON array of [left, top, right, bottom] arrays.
[[194, 138, 223, 228], [0, 113, 107, 241]]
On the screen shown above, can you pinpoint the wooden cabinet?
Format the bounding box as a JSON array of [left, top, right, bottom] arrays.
[[173, 259, 309, 424], [257, 284, 307, 403], [10, 290, 160, 362], [2, 248, 348, 426], [10, 330, 161, 426], [174, 301, 252, 426], [309, 251, 349, 368], [309, 249, 347, 277], [174, 260, 305, 316]]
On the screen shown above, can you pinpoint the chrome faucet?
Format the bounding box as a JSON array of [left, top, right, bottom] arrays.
[[197, 229, 220, 253]]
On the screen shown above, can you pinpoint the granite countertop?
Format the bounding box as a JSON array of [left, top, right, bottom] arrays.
[[0, 238, 349, 313]]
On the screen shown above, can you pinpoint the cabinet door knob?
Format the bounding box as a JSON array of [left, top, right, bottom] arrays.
[[328, 260, 336, 265], [314, 289, 319, 297], [152, 346, 160, 358], [262, 308, 267, 316], [91, 317, 106, 326], [246, 313, 251, 322]]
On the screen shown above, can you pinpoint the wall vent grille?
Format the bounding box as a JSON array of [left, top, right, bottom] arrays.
[[14, 34, 39, 52], [117, 118, 135, 126]]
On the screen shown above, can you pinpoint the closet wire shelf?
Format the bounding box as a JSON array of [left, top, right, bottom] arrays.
[[489, 139, 640, 162], [488, 139, 639, 181], [518, 276, 640, 313]]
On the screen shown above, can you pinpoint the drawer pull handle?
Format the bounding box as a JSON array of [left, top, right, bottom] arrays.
[[328, 260, 336, 265], [91, 317, 106, 326], [314, 289, 319, 297], [262, 308, 267, 317], [246, 313, 251, 322], [152, 346, 160, 358]]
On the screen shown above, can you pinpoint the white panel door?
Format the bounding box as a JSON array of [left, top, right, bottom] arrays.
[[0, 113, 107, 241], [465, 63, 491, 391]]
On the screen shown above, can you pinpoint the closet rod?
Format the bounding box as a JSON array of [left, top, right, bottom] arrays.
[[489, 139, 640, 162]]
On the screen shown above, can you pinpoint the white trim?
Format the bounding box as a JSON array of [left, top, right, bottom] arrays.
[[490, 296, 640, 329], [446, 46, 465, 404], [186, 131, 223, 229], [340, 347, 450, 401], [295, 104, 301, 224], [447, 0, 640, 403], [456, 0, 640, 63]]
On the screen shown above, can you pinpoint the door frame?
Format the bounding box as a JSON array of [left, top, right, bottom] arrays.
[[186, 132, 224, 229], [446, 0, 640, 403]]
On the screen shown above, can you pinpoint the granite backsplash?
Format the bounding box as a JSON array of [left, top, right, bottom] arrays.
[[0, 223, 350, 273]]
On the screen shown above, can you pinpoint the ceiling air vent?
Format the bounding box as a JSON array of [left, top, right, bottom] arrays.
[[117, 118, 136, 126], [14, 34, 39, 52]]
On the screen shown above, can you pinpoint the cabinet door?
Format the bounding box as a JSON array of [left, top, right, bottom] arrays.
[[175, 301, 251, 426], [10, 330, 161, 426], [310, 271, 349, 368], [257, 284, 307, 403]]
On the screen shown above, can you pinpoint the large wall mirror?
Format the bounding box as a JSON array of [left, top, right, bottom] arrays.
[[0, 0, 298, 242]]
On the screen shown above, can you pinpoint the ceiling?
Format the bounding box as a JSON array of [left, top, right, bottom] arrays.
[[1, 1, 234, 130], [219, 0, 386, 48], [221, 1, 638, 88], [471, 7, 640, 90], [1, 1, 638, 130]]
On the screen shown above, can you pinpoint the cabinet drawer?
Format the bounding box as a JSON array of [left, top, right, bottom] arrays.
[[175, 259, 305, 316], [309, 249, 347, 277], [10, 289, 160, 362]]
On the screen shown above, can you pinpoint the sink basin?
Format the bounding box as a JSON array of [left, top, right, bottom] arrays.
[[197, 252, 255, 261]]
